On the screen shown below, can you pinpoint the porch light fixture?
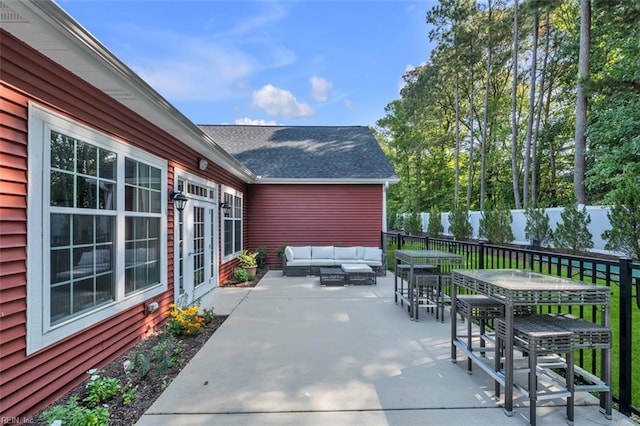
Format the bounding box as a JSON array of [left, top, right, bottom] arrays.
[[171, 190, 188, 212], [220, 201, 231, 216]]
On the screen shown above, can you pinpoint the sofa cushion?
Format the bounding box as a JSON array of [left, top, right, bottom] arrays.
[[290, 246, 311, 260], [287, 259, 311, 266], [334, 246, 357, 260], [364, 247, 382, 261], [310, 258, 335, 266], [285, 246, 295, 262], [311, 246, 334, 259]]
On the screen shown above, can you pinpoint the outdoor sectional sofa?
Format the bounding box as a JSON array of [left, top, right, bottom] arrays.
[[283, 245, 387, 277]]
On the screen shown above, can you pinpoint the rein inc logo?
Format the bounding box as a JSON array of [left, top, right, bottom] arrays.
[[1, 418, 35, 424]]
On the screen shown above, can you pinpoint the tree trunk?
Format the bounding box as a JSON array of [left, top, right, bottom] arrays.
[[480, 0, 493, 210], [511, 0, 522, 209], [574, 0, 590, 205], [523, 7, 539, 208]]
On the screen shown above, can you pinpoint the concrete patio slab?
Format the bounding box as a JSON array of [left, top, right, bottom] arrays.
[[137, 271, 636, 426]]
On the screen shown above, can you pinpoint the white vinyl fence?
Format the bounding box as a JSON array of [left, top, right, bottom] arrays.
[[422, 205, 620, 256]]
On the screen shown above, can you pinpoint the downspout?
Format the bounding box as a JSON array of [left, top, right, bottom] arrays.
[[382, 181, 389, 232]]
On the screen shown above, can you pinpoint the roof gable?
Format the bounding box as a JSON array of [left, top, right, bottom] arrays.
[[199, 125, 398, 182]]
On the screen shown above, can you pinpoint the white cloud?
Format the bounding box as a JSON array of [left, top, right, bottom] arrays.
[[235, 117, 277, 125], [252, 84, 313, 118], [343, 99, 357, 112], [310, 76, 332, 102]]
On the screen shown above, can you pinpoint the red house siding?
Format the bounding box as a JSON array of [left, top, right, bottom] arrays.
[[0, 30, 247, 420], [246, 184, 383, 267]]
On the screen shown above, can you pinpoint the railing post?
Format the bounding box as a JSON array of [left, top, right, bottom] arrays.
[[478, 242, 485, 269], [618, 257, 632, 416], [396, 232, 402, 250], [426, 236, 430, 250]]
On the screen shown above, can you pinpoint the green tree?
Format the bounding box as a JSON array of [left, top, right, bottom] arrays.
[[426, 208, 444, 237], [479, 207, 514, 244], [601, 176, 640, 259], [553, 204, 593, 253], [448, 206, 473, 240], [524, 206, 553, 247]]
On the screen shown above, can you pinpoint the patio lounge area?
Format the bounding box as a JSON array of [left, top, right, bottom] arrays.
[[137, 271, 635, 426]]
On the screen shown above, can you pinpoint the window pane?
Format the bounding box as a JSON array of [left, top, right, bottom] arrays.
[[150, 167, 161, 190], [224, 221, 233, 256], [51, 283, 70, 323], [76, 141, 97, 176], [96, 273, 113, 304], [150, 191, 161, 213], [73, 215, 94, 245], [51, 214, 71, 247], [138, 163, 150, 188], [50, 131, 74, 171], [51, 248, 71, 284], [98, 150, 117, 180], [125, 186, 135, 211], [234, 220, 242, 252], [125, 158, 136, 182], [73, 278, 94, 312], [99, 182, 116, 210], [50, 171, 74, 207], [77, 176, 97, 209]]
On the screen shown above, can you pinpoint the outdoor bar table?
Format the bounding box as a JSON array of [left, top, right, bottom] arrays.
[[450, 269, 611, 417], [394, 249, 464, 321]]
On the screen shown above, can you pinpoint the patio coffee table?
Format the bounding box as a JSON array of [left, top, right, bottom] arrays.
[[341, 263, 376, 285], [319, 268, 348, 286]]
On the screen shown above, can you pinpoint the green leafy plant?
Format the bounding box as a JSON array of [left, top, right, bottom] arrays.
[[255, 246, 268, 269], [133, 350, 151, 378], [276, 243, 288, 261], [426, 208, 443, 237], [601, 176, 640, 259], [479, 208, 514, 244], [83, 369, 120, 408], [448, 206, 472, 240], [524, 206, 553, 247], [121, 382, 138, 406], [238, 249, 258, 267], [553, 204, 594, 253], [40, 396, 109, 426], [233, 267, 252, 283]]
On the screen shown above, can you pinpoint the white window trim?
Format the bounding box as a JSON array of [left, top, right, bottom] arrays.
[[26, 103, 168, 355], [221, 186, 243, 262]]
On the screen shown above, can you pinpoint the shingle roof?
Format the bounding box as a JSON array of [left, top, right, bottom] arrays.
[[199, 125, 398, 181]]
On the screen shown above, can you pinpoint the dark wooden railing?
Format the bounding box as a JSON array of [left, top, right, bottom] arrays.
[[381, 231, 640, 418]]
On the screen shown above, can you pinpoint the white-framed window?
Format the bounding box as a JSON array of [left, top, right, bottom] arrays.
[[222, 189, 243, 258], [27, 103, 168, 355]]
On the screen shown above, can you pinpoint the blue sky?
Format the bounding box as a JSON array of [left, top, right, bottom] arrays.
[[58, 0, 437, 127]]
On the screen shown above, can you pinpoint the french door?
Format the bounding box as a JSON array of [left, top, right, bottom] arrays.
[[177, 198, 218, 305]]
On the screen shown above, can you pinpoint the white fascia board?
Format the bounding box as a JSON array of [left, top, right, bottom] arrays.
[[252, 177, 401, 185]]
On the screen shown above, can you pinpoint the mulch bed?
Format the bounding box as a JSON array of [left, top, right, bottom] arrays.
[[32, 315, 226, 425]]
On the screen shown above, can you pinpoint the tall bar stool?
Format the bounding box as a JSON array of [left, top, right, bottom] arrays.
[[526, 313, 612, 418], [455, 295, 504, 373], [495, 316, 575, 426], [414, 273, 441, 320]]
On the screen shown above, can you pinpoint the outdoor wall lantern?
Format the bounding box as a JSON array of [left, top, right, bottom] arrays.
[[219, 201, 231, 216], [171, 190, 188, 212]]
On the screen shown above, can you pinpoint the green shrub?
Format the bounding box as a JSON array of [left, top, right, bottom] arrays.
[[405, 211, 423, 235], [602, 176, 640, 259], [426, 208, 443, 237], [479, 208, 514, 244], [255, 246, 268, 269], [448, 206, 472, 240], [233, 268, 251, 282], [41, 396, 109, 426], [524, 207, 553, 247], [553, 204, 593, 253]]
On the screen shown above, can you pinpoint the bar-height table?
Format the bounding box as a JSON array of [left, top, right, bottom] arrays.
[[450, 269, 611, 418], [394, 249, 465, 320]]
